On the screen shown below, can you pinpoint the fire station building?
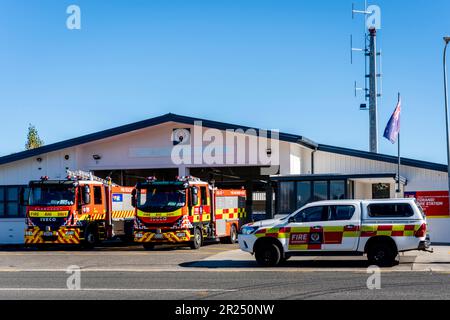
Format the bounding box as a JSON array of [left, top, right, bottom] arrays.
[[0, 113, 449, 244]]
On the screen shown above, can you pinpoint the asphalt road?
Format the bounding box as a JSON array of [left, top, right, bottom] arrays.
[[0, 271, 448, 300], [0, 243, 448, 300]]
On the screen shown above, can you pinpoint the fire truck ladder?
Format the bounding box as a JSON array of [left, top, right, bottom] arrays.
[[66, 169, 118, 186]]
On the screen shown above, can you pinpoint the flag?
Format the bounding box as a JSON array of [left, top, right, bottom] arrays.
[[383, 99, 401, 144]]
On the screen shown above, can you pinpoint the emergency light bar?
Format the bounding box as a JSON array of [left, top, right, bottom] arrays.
[[176, 176, 201, 182]]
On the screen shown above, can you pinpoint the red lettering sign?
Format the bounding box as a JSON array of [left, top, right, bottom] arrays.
[[405, 191, 450, 218]]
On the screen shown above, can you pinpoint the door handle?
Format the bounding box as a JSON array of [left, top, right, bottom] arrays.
[[312, 226, 322, 230], [345, 225, 357, 230]]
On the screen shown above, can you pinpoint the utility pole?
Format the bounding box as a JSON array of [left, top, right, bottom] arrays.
[[368, 27, 379, 153], [352, 2, 382, 154]]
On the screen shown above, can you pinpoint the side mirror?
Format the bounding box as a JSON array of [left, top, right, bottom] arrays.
[[83, 185, 91, 205], [131, 189, 137, 208], [288, 217, 296, 223]]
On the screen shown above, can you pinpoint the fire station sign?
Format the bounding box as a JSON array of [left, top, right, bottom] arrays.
[[405, 191, 450, 218]]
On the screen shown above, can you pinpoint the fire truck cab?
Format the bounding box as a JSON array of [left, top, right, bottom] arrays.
[[24, 171, 134, 248], [133, 176, 247, 250]]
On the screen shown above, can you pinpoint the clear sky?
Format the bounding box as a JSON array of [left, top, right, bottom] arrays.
[[0, 0, 449, 164]]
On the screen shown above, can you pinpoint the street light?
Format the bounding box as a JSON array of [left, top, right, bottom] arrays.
[[444, 36, 450, 212]]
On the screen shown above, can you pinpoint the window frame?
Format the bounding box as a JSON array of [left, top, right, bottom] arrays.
[[293, 205, 328, 223], [93, 186, 103, 205], [0, 185, 28, 219], [200, 186, 208, 206], [327, 205, 356, 221], [367, 203, 414, 218]]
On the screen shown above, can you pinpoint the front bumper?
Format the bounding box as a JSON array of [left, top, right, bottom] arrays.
[[24, 227, 81, 245], [134, 230, 192, 244], [238, 234, 257, 254]]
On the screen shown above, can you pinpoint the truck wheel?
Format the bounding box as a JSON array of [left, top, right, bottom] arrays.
[[190, 228, 202, 250], [255, 243, 281, 267], [367, 242, 397, 267], [228, 225, 238, 244], [143, 243, 155, 251], [81, 227, 97, 249]]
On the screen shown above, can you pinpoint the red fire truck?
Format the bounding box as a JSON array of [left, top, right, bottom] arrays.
[[24, 170, 134, 248], [133, 177, 247, 250]]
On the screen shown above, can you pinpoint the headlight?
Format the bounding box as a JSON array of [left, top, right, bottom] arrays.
[[240, 226, 259, 235], [25, 231, 34, 236], [135, 232, 143, 238], [65, 230, 75, 236], [176, 232, 186, 238]]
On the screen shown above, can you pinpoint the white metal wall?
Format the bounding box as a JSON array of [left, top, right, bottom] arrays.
[[314, 151, 450, 243]]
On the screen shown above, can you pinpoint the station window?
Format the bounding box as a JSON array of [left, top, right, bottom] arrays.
[[313, 181, 328, 201], [330, 181, 346, 200], [0, 186, 28, 218], [296, 182, 312, 209], [279, 182, 295, 215]]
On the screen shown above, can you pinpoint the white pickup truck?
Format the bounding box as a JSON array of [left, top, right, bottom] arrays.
[[239, 199, 431, 267]]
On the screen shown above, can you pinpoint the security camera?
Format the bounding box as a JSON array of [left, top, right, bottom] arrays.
[[92, 155, 101, 161]]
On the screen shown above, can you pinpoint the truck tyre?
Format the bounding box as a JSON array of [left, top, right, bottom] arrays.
[[143, 243, 155, 251], [255, 243, 281, 267], [190, 228, 202, 250], [81, 226, 97, 249], [228, 225, 238, 244], [367, 241, 397, 267]]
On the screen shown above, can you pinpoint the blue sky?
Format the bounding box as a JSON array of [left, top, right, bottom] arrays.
[[0, 0, 448, 164]]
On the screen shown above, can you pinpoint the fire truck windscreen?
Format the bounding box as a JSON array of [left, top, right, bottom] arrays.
[[28, 182, 76, 206], [137, 185, 186, 212]]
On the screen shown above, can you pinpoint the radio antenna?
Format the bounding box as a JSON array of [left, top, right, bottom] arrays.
[[351, 0, 382, 153]]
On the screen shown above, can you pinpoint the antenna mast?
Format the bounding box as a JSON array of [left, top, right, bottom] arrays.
[[351, 1, 382, 153]]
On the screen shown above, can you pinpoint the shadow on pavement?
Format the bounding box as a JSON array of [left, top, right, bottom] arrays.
[[179, 259, 374, 269]]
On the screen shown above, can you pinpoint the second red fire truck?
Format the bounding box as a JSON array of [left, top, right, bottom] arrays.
[[133, 176, 247, 250], [24, 170, 134, 248]]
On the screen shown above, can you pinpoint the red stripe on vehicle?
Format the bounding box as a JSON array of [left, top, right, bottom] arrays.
[[324, 232, 343, 244]]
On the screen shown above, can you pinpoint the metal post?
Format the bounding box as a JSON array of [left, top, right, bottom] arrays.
[[397, 93, 401, 195], [369, 28, 379, 153], [443, 37, 450, 212]]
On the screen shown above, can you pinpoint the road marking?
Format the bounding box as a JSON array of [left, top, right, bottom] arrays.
[[0, 250, 231, 256], [0, 288, 237, 292], [0, 268, 445, 274]]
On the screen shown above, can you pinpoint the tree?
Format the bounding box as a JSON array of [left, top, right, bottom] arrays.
[[25, 124, 44, 150]]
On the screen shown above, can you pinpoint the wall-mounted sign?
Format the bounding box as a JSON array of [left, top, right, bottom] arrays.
[[405, 191, 450, 218]]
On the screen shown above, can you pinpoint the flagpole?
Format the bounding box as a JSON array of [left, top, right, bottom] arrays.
[[397, 92, 401, 195]]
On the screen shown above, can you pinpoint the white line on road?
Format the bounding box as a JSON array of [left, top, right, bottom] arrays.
[[0, 288, 237, 292]]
